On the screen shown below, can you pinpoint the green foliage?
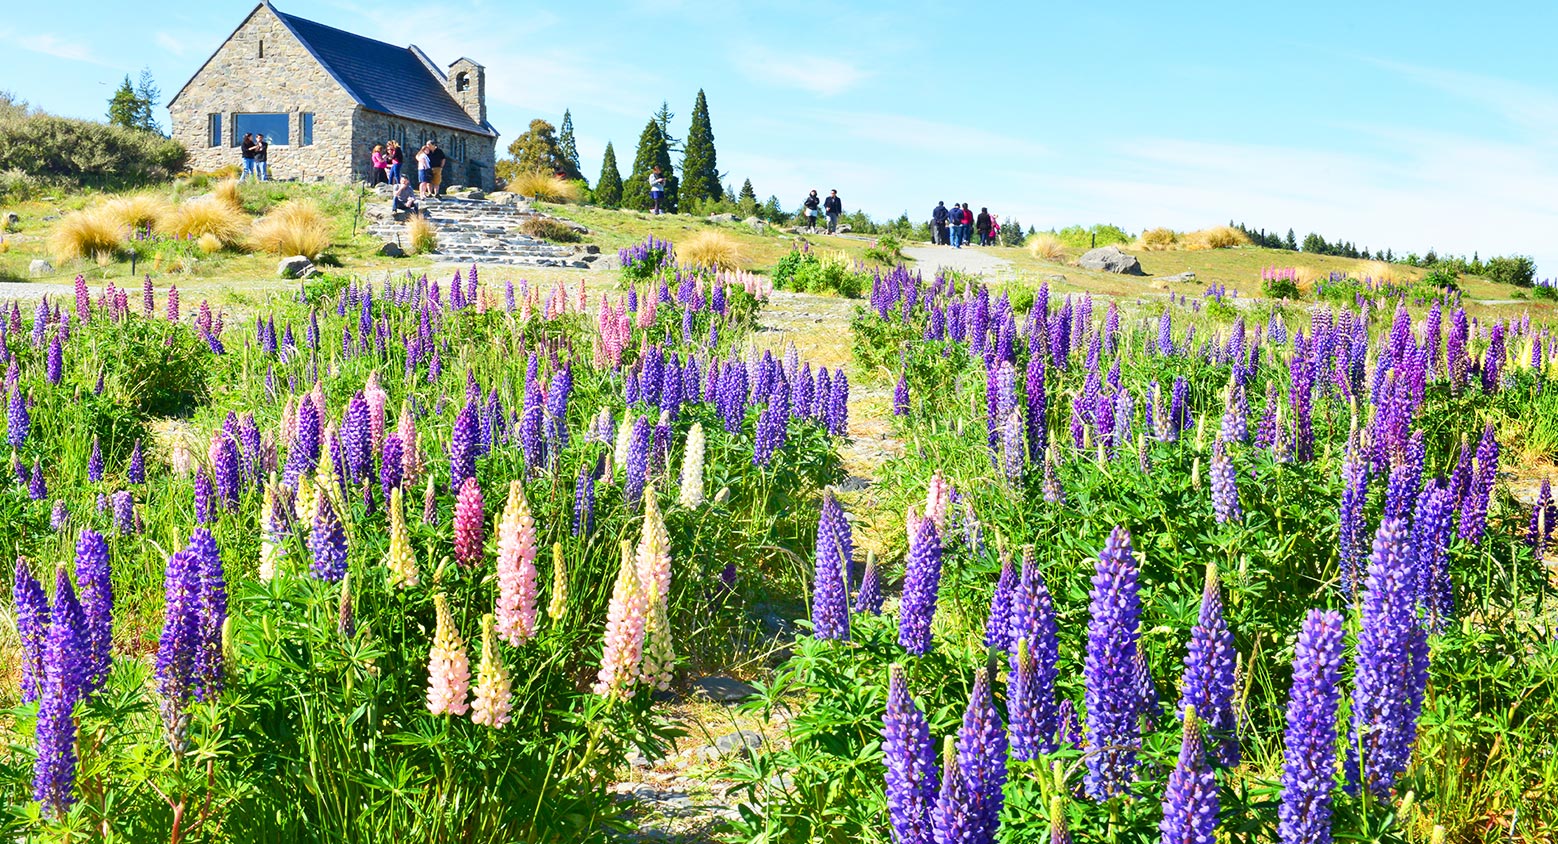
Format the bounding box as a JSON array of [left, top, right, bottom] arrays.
[[557, 109, 583, 185], [621, 120, 677, 213], [1484, 255, 1536, 287], [1533, 284, 1557, 302], [679, 90, 720, 206], [106, 69, 161, 134], [737, 179, 758, 218], [497, 119, 577, 183], [0, 105, 185, 194], [1262, 276, 1302, 299], [861, 235, 903, 266], [1049, 223, 1131, 249], [594, 141, 623, 208], [520, 217, 582, 243], [773, 247, 868, 298]]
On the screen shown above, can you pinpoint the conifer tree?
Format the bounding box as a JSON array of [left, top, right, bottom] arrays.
[[595, 141, 623, 208], [653, 101, 681, 155], [107, 69, 160, 133], [558, 109, 583, 183], [679, 89, 721, 206], [761, 195, 785, 223], [1284, 228, 1298, 250], [622, 120, 677, 212], [737, 179, 759, 217]]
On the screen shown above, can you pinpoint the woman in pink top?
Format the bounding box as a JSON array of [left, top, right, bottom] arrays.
[[370, 144, 387, 185]]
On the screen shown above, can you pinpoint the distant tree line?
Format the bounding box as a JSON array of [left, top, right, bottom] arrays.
[[1231, 221, 1536, 286]]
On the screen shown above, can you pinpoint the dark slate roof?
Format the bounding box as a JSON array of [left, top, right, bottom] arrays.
[[272, 8, 496, 137]]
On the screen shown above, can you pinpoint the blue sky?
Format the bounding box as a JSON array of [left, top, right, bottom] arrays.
[[2, 0, 1556, 275]]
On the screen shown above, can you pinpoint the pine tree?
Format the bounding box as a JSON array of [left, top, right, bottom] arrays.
[[595, 141, 623, 208], [736, 179, 758, 217], [1284, 228, 1298, 251], [107, 68, 160, 133], [679, 89, 721, 206], [761, 195, 785, 223], [653, 101, 681, 155], [557, 109, 583, 183], [622, 120, 677, 213]]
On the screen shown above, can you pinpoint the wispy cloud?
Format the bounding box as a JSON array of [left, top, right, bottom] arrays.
[[154, 31, 189, 57], [733, 46, 867, 97], [0, 28, 106, 65], [1370, 58, 1558, 137]]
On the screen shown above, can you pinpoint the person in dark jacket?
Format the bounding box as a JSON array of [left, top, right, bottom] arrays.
[[931, 201, 949, 246], [253, 135, 270, 181], [240, 133, 257, 181], [975, 207, 993, 246], [427, 141, 447, 195], [823, 190, 843, 233], [949, 202, 965, 249], [802, 190, 821, 230]]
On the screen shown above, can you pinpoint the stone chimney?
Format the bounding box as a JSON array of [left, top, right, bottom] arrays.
[[447, 58, 486, 126]]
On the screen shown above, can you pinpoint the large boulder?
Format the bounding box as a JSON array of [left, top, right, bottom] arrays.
[[378, 241, 405, 258], [3, 211, 19, 231], [28, 259, 52, 277], [1078, 245, 1144, 275], [278, 256, 315, 279], [708, 212, 739, 223]]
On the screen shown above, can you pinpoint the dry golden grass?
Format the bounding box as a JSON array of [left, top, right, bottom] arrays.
[[251, 199, 332, 259], [407, 217, 438, 255], [1357, 260, 1417, 284], [49, 207, 124, 263], [197, 233, 224, 254], [680, 229, 743, 271], [1185, 225, 1250, 250], [1136, 227, 1180, 251], [505, 170, 584, 203], [1026, 233, 1067, 262], [100, 193, 173, 231], [212, 179, 244, 212], [158, 199, 248, 246]]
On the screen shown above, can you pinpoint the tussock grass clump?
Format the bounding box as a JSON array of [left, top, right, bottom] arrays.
[[506, 170, 584, 203], [251, 199, 332, 259], [1136, 227, 1180, 251], [680, 230, 743, 271], [158, 198, 248, 246], [1026, 233, 1067, 262], [1185, 225, 1250, 250], [213, 178, 244, 212], [519, 217, 581, 243], [100, 193, 173, 231], [49, 206, 124, 262], [407, 217, 438, 255], [197, 232, 224, 254]]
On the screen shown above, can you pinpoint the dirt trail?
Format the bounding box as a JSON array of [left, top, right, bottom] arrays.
[[902, 244, 1014, 278]]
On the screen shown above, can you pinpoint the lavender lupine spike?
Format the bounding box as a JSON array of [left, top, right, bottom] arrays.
[[1337, 452, 1369, 598], [944, 668, 1007, 843], [29, 459, 46, 501], [625, 415, 650, 505], [983, 552, 1017, 651], [1158, 707, 1219, 844], [75, 530, 113, 694], [883, 664, 938, 844], [812, 491, 851, 641], [1348, 517, 1432, 800], [1412, 482, 1456, 632], [854, 550, 883, 615], [309, 492, 348, 581], [8, 384, 28, 448], [88, 436, 103, 483], [898, 516, 942, 656], [1278, 610, 1346, 844], [1529, 479, 1556, 564], [1209, 437, 1241, 524], [13, 559, 49, 704], [1457, 423, 1498, 544], [34, 570, 86, 817], [1083, 526, 1143, 800], [156, 549, 199, 753], [1178, 562, 1239, 767], [449, 401, 479, 491], [187, 528, 227, 700], [1007, 546, 1059, 759]]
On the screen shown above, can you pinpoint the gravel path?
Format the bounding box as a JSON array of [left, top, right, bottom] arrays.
[[902, 244, 1014, 278]]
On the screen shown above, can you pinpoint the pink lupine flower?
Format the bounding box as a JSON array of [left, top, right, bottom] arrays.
[[925, 471, 952, 531], [593, 540, 648, 700], [454, 477, 484, 567], [470, 614, 512, 728], [426, 594, 470, 716], [637, 494, 675, 691], [364, 371, 388, 453], [494, 480, 539, 645]]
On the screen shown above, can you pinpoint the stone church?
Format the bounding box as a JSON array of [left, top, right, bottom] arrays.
[[169, 2, 498, 189]]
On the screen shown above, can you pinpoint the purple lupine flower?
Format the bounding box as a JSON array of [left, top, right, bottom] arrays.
[[1347, 518, 1429, 799], [188, 528, 226, 700], [110, 490, 137, 535], [898, 517, 942, 655], [1007, 546, 1059, 759], [753, 390, 790, 466], [827, 370, 850, 437], [854, 551, 883, 615], [1530, 479, 1556, 564], [812, 491, 852, 641], [1169, 376, 1189, 442], [894, 370, 910, 417], [1025, 353, 1047, 460], [13, 558, 49, 703], [1209, 437, 1241, 524], [309, 493, 348, 581], [1255, 382, 1279, 450], [1042, 448, 1064, 504], [211, 433, 240, 511], [156, 548, 199, 751], [46, 332, 62, 385], [625, 415, 650, 505], [33, 569, 87, 817], [50, 499, 69, 531], [1457, 423, 1498, 543], [1482, 323, 1505, 393], [520, 394, 544, 473], [1178, 563, 1239, 767], [1412, 481, 1456, 632], [983, 552, 1017, 651], [87, 436, 103, 483], [1278, 610, 1346, 844], [883, 664, 938, 844], [75, 529, 113, 694], [193, 467, 213, 524], [8, 384, 28, 448], [941, 668, 1007, 843], [1083, 526, 1143, 800], [342, 392, 371, 481], [572, 460, 596, 537], [380, 434, 403, 502], [29, 459, 46, 501], [1158, 708, 1219, 844], [449, 401, 479, 491], [1000, 409, 1025, 483], [1337, 452, 1369, 598]]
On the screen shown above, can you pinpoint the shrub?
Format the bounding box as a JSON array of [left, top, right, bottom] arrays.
[[48, 206, 124, 262], [100, 193, 172, 232], [251, 199, 331, 259], [1262, 277, 1301, 299], [772, 248, 813, 290], [0, 110, 185, 191], [1026, 233, 1066, 262], [862, 234, 903, 265], [680, 230, 743, 271], [506, 170, 584, 203], [1420, 266, 1461, 291], [1533, 283, 1557, 302], [407, 216, 438, 255], [158, 198, 248, 246], [1137, 227, 1179, 251], [1052, 223, 1132, 249], [519, 217, 582, 243], [1484, 255, 1536, 287], [0, 167, 44, 201]]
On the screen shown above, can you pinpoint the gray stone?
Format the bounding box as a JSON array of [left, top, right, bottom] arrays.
[[583, 244, 600, 254], [4, 211, 21, 230], [745, 216, 766, 233], [28, 259, 52, 277], [1078, 245, 1144, 275], [378, 241, 404, 258], [1041, 274, 1067, 282], [712, 730, 764, 757], [1156, 271, 1197, 283], [278, 255, 315, 278], [691, 675, 757, 703], [707, 212, 739, 223]]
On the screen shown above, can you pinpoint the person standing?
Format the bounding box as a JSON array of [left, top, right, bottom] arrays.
[[959, 203, 973, 247], [427, 141, 447, 195], [386, 140, 403, 185], [931, 201, 949, 246], [975, 207, 992, 246], [950, 202, 964, 249], [649, 165, 666, 214], [371, 144, 388, 186], [240, 133, 257, 181], [802, 190, 821, 230], [989, 215, 1002, 246], [823, 189, 843, 234], [254, 135, 270, 181], [415, 143, 433, 197]]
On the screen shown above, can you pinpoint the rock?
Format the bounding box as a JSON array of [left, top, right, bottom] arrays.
[[838, 224, 852, 233], [583, 244, 600, 254], [1156, 271, 1197, 283], [488, 191, 522, 206], [278, 256, 315, 279], [1078, 245, 1144, 275], [745, 217, 766, 233], [708, 212, 739, 223], [28, 259, 52, 277], [712, 730, 765, 758], [691, 675, 757, 703], [1041, 274, 1067, 282], [3, 211, 19, 230], [378, 241, 404, 258]]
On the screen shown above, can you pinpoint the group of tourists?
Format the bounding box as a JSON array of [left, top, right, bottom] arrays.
[[931, 201, 1000, 248], [372, 139, 447, 199], [239, 133, 270, 181], [800, 189, 845, 233]]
